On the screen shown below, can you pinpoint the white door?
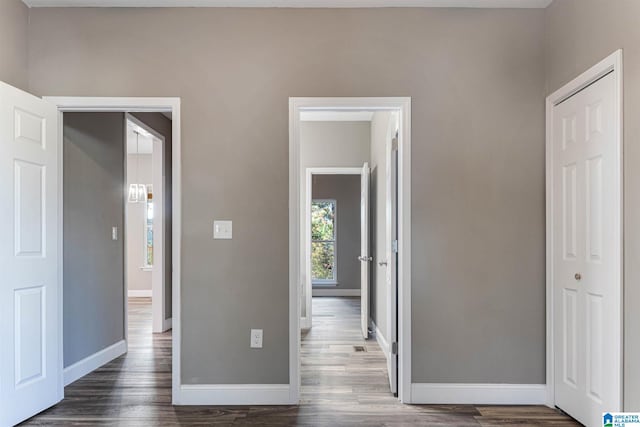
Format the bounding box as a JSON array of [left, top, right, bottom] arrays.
[[359, 163, 370, 339], [0, 81, 62, 426], [552, 71, 621, 426], [386, 138, 399, 394]]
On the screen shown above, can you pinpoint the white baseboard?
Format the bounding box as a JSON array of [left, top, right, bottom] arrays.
[[411, 383, 547, 405], [312, 288, 361, 297], [177, 384, 293, 405], [163, 317, 172, 331], [63, 340, 127, 386], [128, 289, 152, 298], [372, 321, 390, 359]]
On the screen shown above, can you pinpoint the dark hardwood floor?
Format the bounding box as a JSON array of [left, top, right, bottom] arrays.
[[22, 297, 579, 426]]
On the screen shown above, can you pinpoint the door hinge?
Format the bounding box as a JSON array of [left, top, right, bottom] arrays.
[[391, 342, 398, 355], [392, 240, 399, 253]]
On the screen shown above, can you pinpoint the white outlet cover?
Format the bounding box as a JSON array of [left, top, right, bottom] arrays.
[[250, 329, 263, 348], [213, 220, 232, 239]]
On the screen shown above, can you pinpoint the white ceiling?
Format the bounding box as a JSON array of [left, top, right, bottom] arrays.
[[23, 0, 552, 8], [301, 111, 375, 122]]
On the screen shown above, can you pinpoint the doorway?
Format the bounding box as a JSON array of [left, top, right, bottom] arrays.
[[125, 114, 170, 334], [289, 97, 412, 404]]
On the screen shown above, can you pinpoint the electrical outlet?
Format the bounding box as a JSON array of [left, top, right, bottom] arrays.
[[250, 329, 263, 348]]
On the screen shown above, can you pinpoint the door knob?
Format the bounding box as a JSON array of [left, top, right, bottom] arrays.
[[358, 256, 373, 262], [574, 273, 582, 281], [378, 261, 388, 266]]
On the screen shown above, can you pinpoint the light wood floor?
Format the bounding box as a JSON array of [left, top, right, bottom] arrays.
[[22, 297, 579, 426]]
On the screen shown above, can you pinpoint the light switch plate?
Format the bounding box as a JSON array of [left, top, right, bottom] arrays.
[[250, 329, 263, 348], [213, 220, 232, 239], [112, 226, 118, 241]]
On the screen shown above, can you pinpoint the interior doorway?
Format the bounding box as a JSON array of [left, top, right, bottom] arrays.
[[289, 97, 412, 404], [125, 114, 170, 334]]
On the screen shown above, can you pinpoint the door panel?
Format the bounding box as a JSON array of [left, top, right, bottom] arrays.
[[552, 71, 620, 427], [0, 81, 61, 426], [360, 163, 370, 339]]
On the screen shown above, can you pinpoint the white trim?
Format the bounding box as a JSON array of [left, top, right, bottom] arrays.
[[24, 0, 553, 7], [312, 288, 361, 297], [128, 289, 152, 298], [545, 49, 623, 409], [163, 317, 173, 331], [179, 384, 292, 405], [43, 96, 182, 404], [290, 97, 412, 405], [63, 340, 127, 386], [372, 320, 390, 360], [411, 383, 547, 405]]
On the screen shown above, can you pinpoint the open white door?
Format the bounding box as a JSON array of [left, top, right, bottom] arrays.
[[359, 162, 370, 339], [0, 81, 62, 426], [386, 137, 399, 394]]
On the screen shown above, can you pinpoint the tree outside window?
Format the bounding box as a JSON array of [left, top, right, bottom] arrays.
[[311, 200, 337, 282]]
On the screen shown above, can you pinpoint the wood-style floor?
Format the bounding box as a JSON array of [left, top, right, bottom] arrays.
[[22, 297, 580, 426]]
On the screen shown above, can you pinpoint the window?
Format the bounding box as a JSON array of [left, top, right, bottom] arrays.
[[144, 185, 154, 267], [311, 199, 337, 283]]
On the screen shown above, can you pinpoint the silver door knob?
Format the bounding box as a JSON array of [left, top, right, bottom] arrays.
[[378, 261, 388, 266], [574, 273, 582, 281], [358, 256, 372, 262]]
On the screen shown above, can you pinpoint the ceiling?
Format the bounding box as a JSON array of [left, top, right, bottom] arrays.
[[22, 0, 552, 8]]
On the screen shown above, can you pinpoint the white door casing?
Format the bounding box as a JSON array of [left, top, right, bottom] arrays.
[[550, 70, 621, 426], [360, 162, 371, 339], [386, 132, 399, 394], [0, 81, 62, 426]]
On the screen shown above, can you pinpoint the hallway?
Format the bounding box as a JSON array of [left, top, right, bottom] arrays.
[[22, 298, 579, 426]]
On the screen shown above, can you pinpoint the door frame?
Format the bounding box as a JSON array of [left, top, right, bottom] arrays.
[[125, 113, 169, 334], [303, 167, 362, 329], [545, 50, 623, 408], [42, 96, 182, 403], [289, 97, 412, 403]]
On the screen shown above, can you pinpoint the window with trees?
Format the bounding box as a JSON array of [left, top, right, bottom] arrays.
[[311, 199, 337, 283]]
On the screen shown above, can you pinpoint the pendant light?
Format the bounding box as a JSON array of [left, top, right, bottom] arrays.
[[128, 130, 146, 203]]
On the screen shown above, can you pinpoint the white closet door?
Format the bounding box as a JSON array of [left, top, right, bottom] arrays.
[[552, 71, 621, 427]]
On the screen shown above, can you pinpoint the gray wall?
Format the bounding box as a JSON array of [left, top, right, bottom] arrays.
[[63, 113, 125, 368], [545, 0, 640, 409], [0, 0, 28, 90], [312, 174, 361, 290], [27, 8, 546, 385], [131, 112, 173, 320]]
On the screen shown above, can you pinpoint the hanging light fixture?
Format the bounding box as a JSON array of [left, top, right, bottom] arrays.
[[128, 130, 146, 203]]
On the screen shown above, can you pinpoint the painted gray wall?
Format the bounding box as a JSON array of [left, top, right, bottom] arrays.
[[369, 112, 393, 340], [131, 112, 173, 320], [27, 7, 546, 385], [63, 113, 125, 368], [545, 0, 640, 409], [312, 174, 361, 290], [0, 0, 28, 90]]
